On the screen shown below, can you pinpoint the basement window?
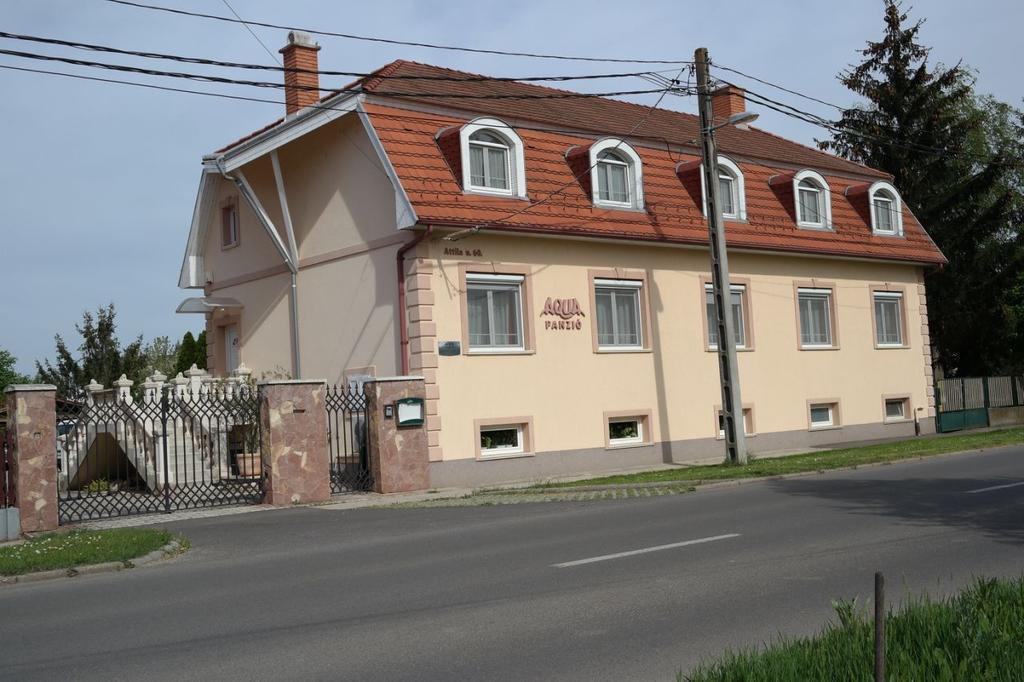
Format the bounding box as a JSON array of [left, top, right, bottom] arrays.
[[884, 397, 909, 422], [809, 402, 839, 430], [479, 425, 524, 458], [608, 418, 643, 446]]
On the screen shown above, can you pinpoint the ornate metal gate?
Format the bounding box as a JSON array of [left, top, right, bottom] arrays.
[[325, 384, 372, 494], [56, 380, 265, 523]]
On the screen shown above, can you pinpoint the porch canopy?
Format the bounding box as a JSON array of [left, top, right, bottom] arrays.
[[175, 297, 243, 314]]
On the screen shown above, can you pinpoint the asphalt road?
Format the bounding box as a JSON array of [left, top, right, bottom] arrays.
[[2, 446, 1023, 681]]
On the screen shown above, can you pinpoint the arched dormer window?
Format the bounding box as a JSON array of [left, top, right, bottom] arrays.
[[590, 138, 644, 209], [459, 118, 527, 197], [793, 170, 832, 229], [868, 181, 903, 236], [685, 156, 747, 221]]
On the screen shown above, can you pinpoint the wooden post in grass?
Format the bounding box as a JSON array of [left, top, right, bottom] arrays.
[[875, 571, 885, 682]]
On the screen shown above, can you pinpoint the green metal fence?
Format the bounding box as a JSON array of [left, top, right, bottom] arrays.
[[935, 376, 1024, 433]]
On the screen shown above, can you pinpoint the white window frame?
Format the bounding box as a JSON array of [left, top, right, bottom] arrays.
[[809, 403, 836, 429], [705, 283, 747, 350], [594, 278, 644, 350], [873, 291, 904, 347], [589, 138, 644, 209], [459, 118, 527, 198], [608, 417, 644, 447], [797, 287, 835, 348], [793, 169, 832, 230], [868, 181, 904, 236], [479, 424, 524, 458], [698, 156, 747, 221], [466, 272, 525, 353], [884, 398, 909, 422]]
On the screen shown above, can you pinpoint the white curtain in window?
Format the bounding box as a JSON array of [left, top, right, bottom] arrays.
[[874, 295, 902, 345], [706, 288, 745, 347], [718, 174, 735, 216], [798, 184, 822, 223], [874, 197, 894, 232], [597, 153, 630, 204], [596, 286, 641, 347], [467, 282, 522, 348], [799, 292, 832, 345]]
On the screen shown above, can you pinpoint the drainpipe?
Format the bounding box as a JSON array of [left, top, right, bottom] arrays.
[[397, 225, 434, 375]]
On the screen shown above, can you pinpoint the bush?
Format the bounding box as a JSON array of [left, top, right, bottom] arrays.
[[684, 576, 1024, 681]]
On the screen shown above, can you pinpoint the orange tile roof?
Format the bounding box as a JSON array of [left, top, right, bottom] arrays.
[[218, 60, 946, 265]]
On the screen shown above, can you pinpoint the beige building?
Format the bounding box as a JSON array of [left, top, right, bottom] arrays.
[[177, 33, 945, 487]]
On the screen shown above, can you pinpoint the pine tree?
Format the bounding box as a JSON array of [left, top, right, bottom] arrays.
[[173, 331, 208, 377], [820, 1, 1022, 375]]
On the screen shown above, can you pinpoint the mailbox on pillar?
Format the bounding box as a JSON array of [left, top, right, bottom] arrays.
[[394, 397, 425, 427]]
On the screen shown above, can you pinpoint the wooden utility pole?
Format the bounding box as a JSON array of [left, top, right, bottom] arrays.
[[695, 47, 747, 465]]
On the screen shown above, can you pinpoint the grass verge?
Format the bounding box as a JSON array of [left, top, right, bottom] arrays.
[[0, 528, 173, 576], [682, 575, 1024, 681], [535, 427, 1024, 489]]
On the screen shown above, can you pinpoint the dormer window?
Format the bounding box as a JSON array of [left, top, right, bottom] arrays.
[[456, 118, 527, 198], [685, 156, 746, 221], [793, 170, 832, 229], [589, 138, 644, 209], [869, 182, 903, 236]]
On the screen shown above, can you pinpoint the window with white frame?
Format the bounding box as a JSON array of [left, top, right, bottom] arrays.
[[608, 417, 643, 446], [705, 284, 747, 349], [884, 397, 908, 421], [794, 170, 832, 229], [595, 278, 643, 349], [700, 157, 746, 221], [870, 183, 903, 236], [809, 402, 837, 428], [468, 130, 511, 192], [589, 138, 644, 209], [596, 150, 631, 205], [717, 408, 753, 438], [479, 424, 524, 457], [873, 291, 904, 346], [458, 118, 526, 197], [798, 288, 834, 348], [466, 273, 524, 351]]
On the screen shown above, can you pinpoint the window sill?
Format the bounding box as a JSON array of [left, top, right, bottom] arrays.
[[463, 188, 529, 201], [466, 349, 536, 356], [221, 242, 239, 251], [593, 201, 645, 213], [883, 417, 911, 425], [477, 451, 535, 462], [871, 231, 905, 238], [874, 344, 909, 350], [596, 347, 652, 354], [799, 345, 840, 351], [808, 425, 842, 432], [706, 346, 754, 353], [796, 224, 834, 232], [605, 440, 651, 451]]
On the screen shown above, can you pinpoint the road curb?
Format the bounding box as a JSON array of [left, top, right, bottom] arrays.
[[0, 539, 183, 587]]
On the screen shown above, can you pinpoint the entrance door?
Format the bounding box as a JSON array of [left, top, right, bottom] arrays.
[[224, 324, 240, 373]]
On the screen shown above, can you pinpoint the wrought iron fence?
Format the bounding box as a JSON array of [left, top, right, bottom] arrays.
[[325, 384, 372, 494], [56, 381, 265, 523]]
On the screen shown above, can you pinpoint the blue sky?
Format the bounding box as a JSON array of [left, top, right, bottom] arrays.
[[2, 0, 1020, 374]]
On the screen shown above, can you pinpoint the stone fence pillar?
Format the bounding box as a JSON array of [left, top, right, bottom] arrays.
[[365, 377, 429, 494], [4, 385, 59, 533], [259, 380, 331, 506]]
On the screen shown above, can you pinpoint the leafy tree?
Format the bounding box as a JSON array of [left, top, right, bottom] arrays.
[[173, 331, 207, 376], [0, 348, 31, 393], [142, 335, 180, 378], [35, 304, 146, 398], [820, 1, 1023, 376]]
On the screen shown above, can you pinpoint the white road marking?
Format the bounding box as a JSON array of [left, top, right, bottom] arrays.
[[965, 481, 1024, 494], [552, 533, 740, 568]]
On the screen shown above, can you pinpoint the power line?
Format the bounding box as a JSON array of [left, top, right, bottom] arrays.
[[103, 0, 689, 65], [712, 62, 846, 112], [0, 31, 671, 83], [220, 0, 280, 66], [0, 47, 684, 100]]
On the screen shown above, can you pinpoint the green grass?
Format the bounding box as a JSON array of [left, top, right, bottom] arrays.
[[0, 528, 173, 576], [535, 427, 1024, 489], [683, 576, 1024, 681]]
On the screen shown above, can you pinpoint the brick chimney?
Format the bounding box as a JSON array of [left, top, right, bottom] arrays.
[[279, 31, 321, 115], [711, 84, 747, 125]]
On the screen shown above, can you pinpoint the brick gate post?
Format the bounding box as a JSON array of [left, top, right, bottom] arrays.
[[4, 385, 59, 533], [259, 380, 331, 506], [364, 377, 429, 494]]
